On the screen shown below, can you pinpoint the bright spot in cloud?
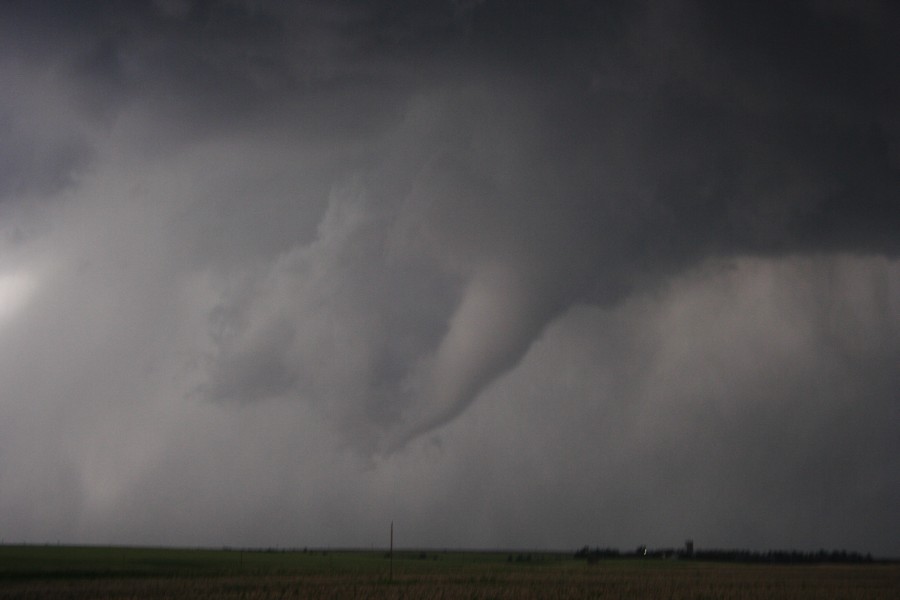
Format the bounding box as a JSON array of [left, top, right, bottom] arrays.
[[0, 270, 35, 322]]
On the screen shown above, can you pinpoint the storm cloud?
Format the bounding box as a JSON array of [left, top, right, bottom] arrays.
[[0, 1, 897, 556]]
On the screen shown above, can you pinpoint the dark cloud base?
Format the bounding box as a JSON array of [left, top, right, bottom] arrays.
[[0, 1, 897, 557]]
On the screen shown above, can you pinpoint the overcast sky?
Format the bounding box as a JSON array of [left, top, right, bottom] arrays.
[[0, 0, 898, 557]]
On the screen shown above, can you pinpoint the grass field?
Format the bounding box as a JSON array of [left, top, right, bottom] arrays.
[[1, 544, 897, 599]]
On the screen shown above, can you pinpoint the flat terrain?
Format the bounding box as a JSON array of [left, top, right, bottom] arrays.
[[0, 545, 897, 599]]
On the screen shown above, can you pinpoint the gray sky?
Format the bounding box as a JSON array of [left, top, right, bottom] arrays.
[[0, 0, 898, 556]]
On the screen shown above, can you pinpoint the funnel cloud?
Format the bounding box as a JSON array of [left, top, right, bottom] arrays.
[[0, 1, 897, 556]]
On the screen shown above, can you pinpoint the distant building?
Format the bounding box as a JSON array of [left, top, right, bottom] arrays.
[[685, 540, 694, 557]]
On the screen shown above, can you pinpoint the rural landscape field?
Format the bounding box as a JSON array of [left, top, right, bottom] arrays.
[[1, 545, 898, 599]]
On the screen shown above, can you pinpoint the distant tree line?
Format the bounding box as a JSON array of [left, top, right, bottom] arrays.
[[574, 546, 622, 564], [691, 548, 875, 564], [575, 545, 877, 564]]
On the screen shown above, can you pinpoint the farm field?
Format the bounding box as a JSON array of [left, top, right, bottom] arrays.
[[0, 544, 898, 599]]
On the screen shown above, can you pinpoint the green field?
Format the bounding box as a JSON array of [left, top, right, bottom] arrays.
[[0, 545, 897, 599]]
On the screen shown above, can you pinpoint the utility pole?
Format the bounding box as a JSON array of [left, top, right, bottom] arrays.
[[390, 521, 394, 582]]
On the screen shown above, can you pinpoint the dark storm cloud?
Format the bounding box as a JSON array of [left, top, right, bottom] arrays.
[[31, 0, 893, 446], [0, 0, 897, 556]]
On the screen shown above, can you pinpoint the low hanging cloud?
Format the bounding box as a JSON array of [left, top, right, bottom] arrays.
[[191, 0, 899, 452], [0, 0, 897, 555]]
